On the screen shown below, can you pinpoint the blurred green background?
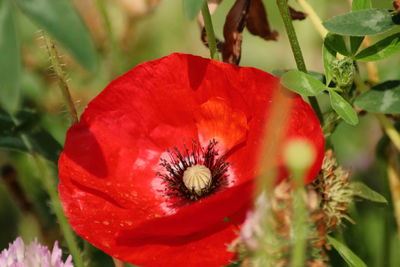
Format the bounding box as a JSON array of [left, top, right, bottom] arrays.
[[0, 0, 399, 266]]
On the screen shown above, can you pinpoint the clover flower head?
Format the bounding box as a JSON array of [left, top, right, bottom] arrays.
[[0, 237, 73, 267]]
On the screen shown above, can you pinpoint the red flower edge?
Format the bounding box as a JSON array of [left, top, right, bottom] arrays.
[[58, 53, 324, 267]]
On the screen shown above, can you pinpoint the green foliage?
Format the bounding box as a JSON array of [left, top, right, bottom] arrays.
[[280, 70, 326, 96], [323, 9, 396, 36], [324, 33, 350, 56], [351, 181, 388, 204], [351, 0, 372, 11], [354, 81, 400, 114], [350, 36, 365, 55], [355, 32, 400, 61], [14, 0, 98, 72], [329, 90, 359, 125], [0, 0, 20, 113], [328, 236, 367, 267], [349, 0, 370, 54], [183, 0, 205, 20], [0, 108, 62, 163], [322, 43, 336, 85]]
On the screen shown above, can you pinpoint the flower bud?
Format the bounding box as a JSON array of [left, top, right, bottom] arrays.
[[331, 58, 355, 89], [283, 139, 316, 177]]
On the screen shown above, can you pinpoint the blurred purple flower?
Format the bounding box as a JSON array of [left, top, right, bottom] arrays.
[[0, 237, 73, 267]]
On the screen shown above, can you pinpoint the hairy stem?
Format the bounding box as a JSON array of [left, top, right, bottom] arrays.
[[43, 32, 79, 125], [276, 0, 323, 123], [201, 1, 220, 60]]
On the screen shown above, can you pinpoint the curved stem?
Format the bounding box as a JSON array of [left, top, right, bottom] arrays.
[[376, 114, 400, 151], [276, 0, 323, 124], [201, 1, 220, 60]]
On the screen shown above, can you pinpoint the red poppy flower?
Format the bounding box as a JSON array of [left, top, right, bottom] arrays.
[[58, 53, 324, 267]]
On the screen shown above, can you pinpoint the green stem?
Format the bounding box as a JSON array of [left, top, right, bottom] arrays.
[[291, 185, 308, 267], [12, 116, 84, 267], [43, 32, 78, 125], [201, 1, 220, 60], [96, 0, 121, 75], [35, 157, 85, 267], [276, 0, 323, 123]]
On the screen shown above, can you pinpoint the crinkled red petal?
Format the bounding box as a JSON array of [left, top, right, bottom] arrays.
[[58, 53, 324, 266]]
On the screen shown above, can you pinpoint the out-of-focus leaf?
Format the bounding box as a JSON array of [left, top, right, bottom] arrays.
[[324, 33, 350, 56], [354, 80, 400, 114], [351, 0, 372, 11], [221, 0, 251, 65], [323, 9, 396, 36], [281, 70, 326, 96], [351, 181, 388, 203], [328, 236, 367, 267], [288, 6, 306, 20], [15, 0, 98, 72], [183, 0, 205, 20], [355, 32, 400, 61], [323, 44, 336, 85], [28, 131, 62, 163], [329, 90, 359, 125], [0, 108, 62, 163], [246, 0, 278, 41], [0, 0, 20, 113]]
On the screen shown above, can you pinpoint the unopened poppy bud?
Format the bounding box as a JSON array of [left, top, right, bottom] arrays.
[[183, 164, 212, 194], [284, 139, 316, 176]]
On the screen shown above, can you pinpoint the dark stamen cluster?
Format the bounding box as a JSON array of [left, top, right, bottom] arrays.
[[157, 139, 230, 204]]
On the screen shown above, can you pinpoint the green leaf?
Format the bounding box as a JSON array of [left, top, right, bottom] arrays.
[[322, 44, 336, 85], [281, 70, 326, 96], [351, 0, 372, 11], [351, 181, 388, 204], [354, 81, 400, 114], [349, 0, 368, 54], [28, 131, 62, 163], [355, 32, 400, 61], [15, 0, 98, 72], [0, 0, 20, 113], [329, 90, 359, 125], [183, 0, 205, 20], [328, 236, 367, 267], [324, 33, 350, 56], [0, 108, 62, 163], [323, 9, 396, 36], [350, 36, 365, 54]]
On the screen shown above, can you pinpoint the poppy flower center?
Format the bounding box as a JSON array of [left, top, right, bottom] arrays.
[[157, 139, 230, 203], [183, 164, 212, 193]]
